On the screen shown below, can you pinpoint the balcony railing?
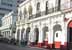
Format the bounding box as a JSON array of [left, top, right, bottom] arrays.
[[29, 6, 60, 19], [35, 11, 41, 18], [28, 1, 72, 20]]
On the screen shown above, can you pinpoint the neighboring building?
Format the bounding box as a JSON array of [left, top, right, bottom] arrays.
[[0, 0, 17, 27], [17, 0, 26, 7], [16, 0, 72, 49], [17, 0, 26, 4], [0, 0, 17, 18], [0, 11, 17, 40]]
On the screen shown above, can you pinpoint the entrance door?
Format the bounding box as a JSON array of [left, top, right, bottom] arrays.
[[68, 21, 72, 49], [26, 27, 30, 44], [17, 29, 20, 44], [53, 24, 62, 48], [21, 28, 25, 41], [69, 28, 72, 42], [34, 28, 39, 45]]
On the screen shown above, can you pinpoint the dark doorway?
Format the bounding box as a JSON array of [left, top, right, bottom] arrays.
[[53, 24, 62, 48], [69, 28, 72, 42], [21, 28, 25, 41], [16, 29, 20, 45], [67, 21, 72, 49], [26, 27, 30, 44], [34, 28, 39, 45], [17, 29, 20, 41]]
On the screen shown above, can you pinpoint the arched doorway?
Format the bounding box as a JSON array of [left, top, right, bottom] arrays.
[[67, 20, 72, 49], [17, 29, 20, 41], [34, 27, 39, 45], [21, 28, 25, 41], [16, 29, 20, 44], [26, 27, 31, 45], [53, 24, 62, 48], [42, 26, 48, 46], [21, 28, 25, 46]]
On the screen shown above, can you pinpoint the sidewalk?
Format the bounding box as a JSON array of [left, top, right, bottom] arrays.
[[0, 42, 71, 50]]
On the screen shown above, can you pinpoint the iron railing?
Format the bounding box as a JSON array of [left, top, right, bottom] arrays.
[[28, 1, 72, 20]]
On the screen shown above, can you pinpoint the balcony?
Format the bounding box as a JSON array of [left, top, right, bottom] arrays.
[[35, 11, 41, 18], [29, 6, 60, 20], [29, 1, 72, 20]]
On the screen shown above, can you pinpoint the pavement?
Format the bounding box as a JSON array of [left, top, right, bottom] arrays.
[[0, 42, 71, 50], [0, 42, 49, 50]]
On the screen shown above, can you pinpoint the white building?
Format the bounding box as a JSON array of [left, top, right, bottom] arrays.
[[0, 11, 17, 40], [16, 0, 72, 49]]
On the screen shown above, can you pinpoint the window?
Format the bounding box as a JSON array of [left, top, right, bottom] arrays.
[[28, 5, 32, 15], [58, 0, 61, 11], [19, 11, 22, 20], [24, 7, 27, 18], [37, 2, 40, 11], [46, 1, 48, 14], [70, 0, 72, 8], [28, 5, 32, 19], [56, 33, 58, 37], [0, 7, 12, 11], [1, 2, 13, 7], [36, 2, 41, 17], [55, 0, 61, 11]]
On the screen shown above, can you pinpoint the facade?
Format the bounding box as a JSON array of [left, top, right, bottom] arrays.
[[0, 11, 16, 40], [16, 0, 72, 49], [0, 0, 17, 27], [0, 0, 17, 18]]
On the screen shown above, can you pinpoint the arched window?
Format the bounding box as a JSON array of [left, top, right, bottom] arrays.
[[58, 0, 61, 11], [45, 1, 48, 14], [28, 5, 32, 19], [36, 2, 41, 17], [19, 11, 22, 20], [37, 2, 40, 11], [28, 5, 32, 16], [24, 7, 27, 18], [34, 27, 39, 43], [56, 0, 61, 11]]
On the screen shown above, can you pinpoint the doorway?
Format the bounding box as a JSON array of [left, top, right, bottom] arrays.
[[26, 27, 30, 45], [53, 24, 62, 48], [34, 28, 39, 45], [67, 21, 72, 49]]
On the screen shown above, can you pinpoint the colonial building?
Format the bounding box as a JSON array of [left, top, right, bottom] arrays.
[[0, 11, 17, 40], [16, 0, 72, 49]]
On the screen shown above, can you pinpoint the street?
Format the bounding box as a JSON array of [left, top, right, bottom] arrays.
[[0, 42, 72, 50], [0, 42, 48, 50]]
